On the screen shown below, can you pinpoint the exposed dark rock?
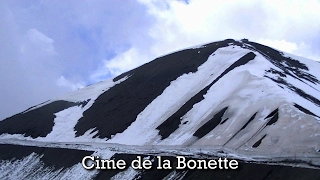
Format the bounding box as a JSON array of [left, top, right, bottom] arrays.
[[193, 107, 228, 139], [252, 134, 267, 148]]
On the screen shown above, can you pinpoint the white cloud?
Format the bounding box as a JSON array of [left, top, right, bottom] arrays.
[[257, 39, 298, 53], [139, 0, 320, 53], [90, 47, 151, 81], [57, 76, 84, 91], [257, 39, 320, 61], [92, 0, 320, 78], [0, 0, 154, 119], [25, 28, 57, 54]]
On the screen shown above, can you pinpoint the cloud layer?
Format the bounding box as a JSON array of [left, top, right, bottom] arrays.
[[1, 0, 320, 119]]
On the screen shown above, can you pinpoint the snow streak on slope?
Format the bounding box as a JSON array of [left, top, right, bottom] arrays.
[[108, 46, 255, 145], [0, 77, 128, 142]]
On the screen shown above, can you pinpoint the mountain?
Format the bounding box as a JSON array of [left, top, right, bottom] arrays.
[[1, 39, 320, 179]]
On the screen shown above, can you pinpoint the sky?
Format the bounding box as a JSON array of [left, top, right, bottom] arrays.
[[1, 0, 320, 120]]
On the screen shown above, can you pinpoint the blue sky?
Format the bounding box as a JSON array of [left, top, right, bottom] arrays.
[[1, 0, 320, 119]]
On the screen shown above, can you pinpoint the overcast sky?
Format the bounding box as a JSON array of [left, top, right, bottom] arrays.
[[1, 0, 320, 120]]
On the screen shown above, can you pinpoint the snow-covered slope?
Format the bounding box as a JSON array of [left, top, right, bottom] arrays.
[[1, 39, 320, 179]]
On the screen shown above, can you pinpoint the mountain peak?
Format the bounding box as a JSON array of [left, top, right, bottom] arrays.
[[1, 39, 320, 179]]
